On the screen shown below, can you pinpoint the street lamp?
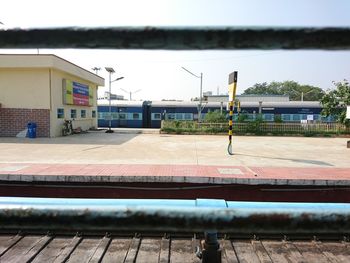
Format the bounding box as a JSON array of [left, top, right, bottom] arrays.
[[181, 67, 203, 122], [301, 89, 314, 101], [105, 67, 124, 133], [120, 88, 141, 101], [92, 67, 101, 75]]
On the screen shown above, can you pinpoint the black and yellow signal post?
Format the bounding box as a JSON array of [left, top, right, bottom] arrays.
[[228, 71, 238, 155]]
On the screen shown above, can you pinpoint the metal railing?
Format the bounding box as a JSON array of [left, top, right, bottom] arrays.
[[1, 27, 350, 50], [162, 121, 350, 134], [1, 197, 350, 234]]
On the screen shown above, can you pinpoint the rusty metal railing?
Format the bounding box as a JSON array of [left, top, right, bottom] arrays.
[[1, 27, 350, 50]]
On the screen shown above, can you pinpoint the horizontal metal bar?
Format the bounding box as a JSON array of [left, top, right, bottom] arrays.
[[0, 197, 350, 234], [1, 27, 350, 50]]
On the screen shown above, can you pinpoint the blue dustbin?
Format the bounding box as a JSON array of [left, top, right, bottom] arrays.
[[27, 122, 37, 138]]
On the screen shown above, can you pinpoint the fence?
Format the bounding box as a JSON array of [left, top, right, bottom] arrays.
[[161, 121, 350, 135]]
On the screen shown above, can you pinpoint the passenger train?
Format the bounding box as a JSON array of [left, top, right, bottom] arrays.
[[97, 99, 333, 128]]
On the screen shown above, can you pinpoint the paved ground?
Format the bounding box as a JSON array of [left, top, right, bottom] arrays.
[[0, 130, 349, 167], [0, 131, 349, 186]]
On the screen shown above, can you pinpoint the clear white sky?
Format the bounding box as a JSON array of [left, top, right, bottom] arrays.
[[1, 0, 350, 100]]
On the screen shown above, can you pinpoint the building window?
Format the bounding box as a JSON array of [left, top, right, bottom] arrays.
[[57, 108, 64, 119], [71, 109, 77, 119], [81, 110, 86, 118], [92, 110, 96, 118]]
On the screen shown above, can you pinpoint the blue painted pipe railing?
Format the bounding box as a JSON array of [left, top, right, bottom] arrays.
[[0, 197, 350, 234]]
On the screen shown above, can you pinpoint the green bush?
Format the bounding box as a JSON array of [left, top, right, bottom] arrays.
[[204, 110, 227, 123], [274, 115, 283, 123], [237, 114, 248, 123], [161, 120, 349, 137]]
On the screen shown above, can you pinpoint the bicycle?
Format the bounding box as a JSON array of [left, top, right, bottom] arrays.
[[62, 120, 73, 136]]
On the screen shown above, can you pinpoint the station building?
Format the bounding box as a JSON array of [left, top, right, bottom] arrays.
[[0, 54, 104, 137]]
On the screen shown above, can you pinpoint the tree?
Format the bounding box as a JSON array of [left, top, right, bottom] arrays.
[[321, 80, 350, 126], [243, 81, 325, 101], [204, 110, 226, 123], [243, 82, 279, 95]]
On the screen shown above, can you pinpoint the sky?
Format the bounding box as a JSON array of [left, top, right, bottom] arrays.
[[1, 0, 350, 101]]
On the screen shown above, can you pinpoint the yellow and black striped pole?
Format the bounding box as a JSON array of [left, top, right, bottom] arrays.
[[228, 71, 238, 155]]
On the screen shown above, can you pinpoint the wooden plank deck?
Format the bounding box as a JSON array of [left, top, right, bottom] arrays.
[[0, 233, 349, 262]]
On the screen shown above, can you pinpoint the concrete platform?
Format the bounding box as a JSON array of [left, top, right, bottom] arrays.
[[0, 163, 349, 186], [0, 132, 349, 201], [0, 132, 349, 167]]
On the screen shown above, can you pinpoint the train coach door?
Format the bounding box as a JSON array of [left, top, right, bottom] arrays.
[[119, 108, 127, 127], [142, 101, 152, 128]]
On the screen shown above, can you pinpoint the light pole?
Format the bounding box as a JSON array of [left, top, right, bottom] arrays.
[[92, 67, 101, 75], [181, 67, 203, 122], [301, 89, 314, 101], [105, 67, 124, 133], [120, 88, 141, 101]]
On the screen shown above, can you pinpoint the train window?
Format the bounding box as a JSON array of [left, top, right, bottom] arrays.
[[176, 113, 183, 120], [152, 113, 161, 120], [119, 113, 126, 120], [81, 110, 86, 118], [282, 114, 291, 121], [133, 113, 140, 120], [112, 113, 119, 120], [184, 113, 193, 120], [263, 114, 273, 121], [293, 114, 301, 121], [92, 110, 96, 118], [57, 108, 64, 119], [71, 109, 77, 119], [167, 113, 175, 120], [246, 114, 255, 121]]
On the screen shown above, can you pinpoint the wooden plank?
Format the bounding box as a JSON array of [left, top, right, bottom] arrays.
[[0, 235, 44, 263], [124, 237, 141, 263], [15, 235, 53, 262], [231, 240, 260, 263], [170, 239, 199, 263], [135, 238, 161, 263], [158, 238, 170, 263], [220, 240, 239, 263], [66, 238, 101, 263], [32, 237, 75, 263], [101, 238, 132, 263], [293, 241, 330, 263], [53, 235, 82, 263], [0, 234, 23, 257], [251, 240, 273, 263], [316, 241, 350, 263], [88, 236, 112, 263], [280, 241, 305, 263], [261, 241, 292, 263]]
